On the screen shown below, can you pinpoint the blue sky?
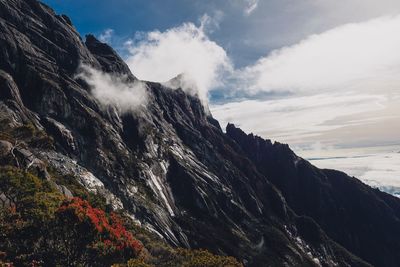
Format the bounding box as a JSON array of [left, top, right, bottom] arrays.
[[43, 0, 400, 157]]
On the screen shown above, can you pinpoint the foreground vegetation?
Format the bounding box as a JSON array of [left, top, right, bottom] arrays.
[[0, 120, 241, 266], [0, 166, 242, 267]]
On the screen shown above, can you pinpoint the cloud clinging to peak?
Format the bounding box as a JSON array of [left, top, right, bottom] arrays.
[[76, 65, 148, 113], [124, 19, 232, 103]]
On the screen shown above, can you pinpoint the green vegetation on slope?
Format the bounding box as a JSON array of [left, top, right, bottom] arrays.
[[0, 166, 242, 267]]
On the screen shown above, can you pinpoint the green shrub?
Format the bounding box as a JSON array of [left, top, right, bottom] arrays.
[[168, 248, 242, 267], [127, 258, 153, 267]]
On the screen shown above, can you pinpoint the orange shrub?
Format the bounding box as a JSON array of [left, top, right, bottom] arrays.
[[57, 197, 142, 255]]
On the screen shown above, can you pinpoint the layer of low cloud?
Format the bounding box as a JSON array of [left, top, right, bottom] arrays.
[[309, 148, 400, 197], [76, 65, 148, 113], [124, 19, 232, 103]]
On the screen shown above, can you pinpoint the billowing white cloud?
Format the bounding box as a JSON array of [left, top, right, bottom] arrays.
[[240, 15, 400, 94], [99, 28, 114, 43], [76, 65, 148, 113], [124, 20, 232, 104]]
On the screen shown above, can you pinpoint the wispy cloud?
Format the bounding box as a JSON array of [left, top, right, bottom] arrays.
[[99, 28, 114, 43], [244, 0, 259, 15], [76, 64, 148, 113], [199, 11, 224, 33]]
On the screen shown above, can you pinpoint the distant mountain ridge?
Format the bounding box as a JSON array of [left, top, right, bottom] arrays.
[[0, 0, 399, 266]]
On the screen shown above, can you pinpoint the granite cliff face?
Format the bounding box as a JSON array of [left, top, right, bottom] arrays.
[[0, 0, 399, 266]]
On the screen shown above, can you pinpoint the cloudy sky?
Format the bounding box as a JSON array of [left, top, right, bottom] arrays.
[[44, 0, 400, 188]]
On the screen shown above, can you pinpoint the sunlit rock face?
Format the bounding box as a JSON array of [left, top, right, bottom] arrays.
[[0, 0, 399, 266]]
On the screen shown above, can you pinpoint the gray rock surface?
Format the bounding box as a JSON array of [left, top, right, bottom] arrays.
[[0, 140, 12, 157]]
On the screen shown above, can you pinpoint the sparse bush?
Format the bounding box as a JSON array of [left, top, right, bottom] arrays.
[[127, 258, 153, 267], [161, 248, 242, 267]]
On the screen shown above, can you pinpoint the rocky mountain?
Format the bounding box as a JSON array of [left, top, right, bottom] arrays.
[[0, 0, 399, 266]]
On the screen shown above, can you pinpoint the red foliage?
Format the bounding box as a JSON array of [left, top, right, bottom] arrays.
[[8, 205, 16, 215], [57, 197, 142, 254]]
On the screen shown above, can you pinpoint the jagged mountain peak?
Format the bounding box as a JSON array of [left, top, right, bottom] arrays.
[[162, 72, 210, 107], [85, 34, 136, 79], [164, 73, 191, 88]]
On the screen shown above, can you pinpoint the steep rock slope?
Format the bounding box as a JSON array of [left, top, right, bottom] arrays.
[[226, 124, 400, 267], [0, 0, 388, 266]]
